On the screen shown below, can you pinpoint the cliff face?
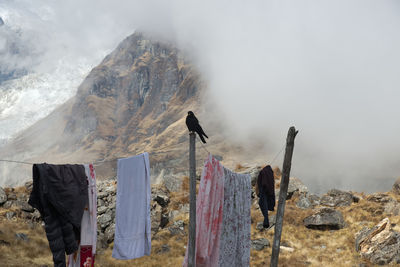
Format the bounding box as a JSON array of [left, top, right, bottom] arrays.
[[0, 32, 203, 185]]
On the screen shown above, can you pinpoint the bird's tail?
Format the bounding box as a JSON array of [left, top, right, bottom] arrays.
[[199, 134, 206, 144]]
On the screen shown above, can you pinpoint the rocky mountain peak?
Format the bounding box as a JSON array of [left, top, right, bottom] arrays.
[[0, 17, 4, 26]]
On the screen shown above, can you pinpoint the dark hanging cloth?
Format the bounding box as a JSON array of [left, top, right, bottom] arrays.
[[29, 163, 88, 267], [257, 165, 275, 228]]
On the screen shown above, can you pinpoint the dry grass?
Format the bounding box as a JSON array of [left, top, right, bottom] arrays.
[[2, 183, 400, 266], [0, 217, 53, 266]]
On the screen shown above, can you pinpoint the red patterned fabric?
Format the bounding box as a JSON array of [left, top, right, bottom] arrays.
[[183, 155, 225, 267]]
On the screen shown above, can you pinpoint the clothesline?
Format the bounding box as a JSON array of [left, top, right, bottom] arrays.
[[0, 136, 286, 166]]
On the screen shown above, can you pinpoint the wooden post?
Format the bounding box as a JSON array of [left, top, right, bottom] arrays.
[[270, 126, 298, 267], [188, 132, 196, 267]]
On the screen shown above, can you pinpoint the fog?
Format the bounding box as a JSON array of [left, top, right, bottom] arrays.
[[1, 0, 400, 192]]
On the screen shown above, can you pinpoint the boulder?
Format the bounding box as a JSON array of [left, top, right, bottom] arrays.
[[355, 218, 400, 265], [296, 194, 312, 209], [320, 189, 354, 207], [287, 177, 308, 199], [168, 220, 185, 236], [384, 201, 400, 216], [275, 177, 308, 200], [24, 181, 33, 192], [98, 206, 107, 215], [151, 203, 162, 232], [16, 201, 34, 212], [392, 177, 400, 195], [0, 187, 7, 204], [303, 208, 345, 230], [104, 223, 115, 243], [367, 193, 393, 204], [6, 211, 16, 221], [98, 213, 112, 229], [251, 238, 270, 251]]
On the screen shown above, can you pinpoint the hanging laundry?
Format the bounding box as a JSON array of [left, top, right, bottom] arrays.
[[183, 154, 225, 267], [29, 164, 88, 267], [67, 163, 97, 267], [256, 165, 275, 228], [112, 153, 151, 260], [218, 167, 251, 267]]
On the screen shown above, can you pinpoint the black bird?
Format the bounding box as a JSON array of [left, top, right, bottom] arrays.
[[186, 111, 208, 143]]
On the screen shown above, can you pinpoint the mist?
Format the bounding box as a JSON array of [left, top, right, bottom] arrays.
[[1, 0, 400, 192]]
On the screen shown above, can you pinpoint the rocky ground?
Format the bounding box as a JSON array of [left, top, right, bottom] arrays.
[[1, 168, 400, 266]]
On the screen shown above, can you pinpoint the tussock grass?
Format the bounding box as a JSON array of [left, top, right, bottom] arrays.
[[2, 179, 400, 266]]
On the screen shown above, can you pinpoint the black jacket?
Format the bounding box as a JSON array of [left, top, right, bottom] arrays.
[[257, 165, 275, 211], [29, 164, 88, 267]]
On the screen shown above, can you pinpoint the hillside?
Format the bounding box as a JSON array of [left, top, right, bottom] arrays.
[[1, 169, 400, 266], [0, 31, 270, 187]]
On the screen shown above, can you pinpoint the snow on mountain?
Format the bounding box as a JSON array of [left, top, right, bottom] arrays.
[[0, 1, 136, 145]]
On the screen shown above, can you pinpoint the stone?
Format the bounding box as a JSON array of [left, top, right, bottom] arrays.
[[287, 177, 308, 199], [0, 187, 7, 204], [154, 194, 170, 207], [320, 189, 354, 207], [7, 192, 17, 200], [168, 210, 180, 221], [355, 218, 400, 265], [98, 206, 107, 215], [276, 178, 308, 200], [0, 17, 4, 26], [2, 200, 12, 209], [6, 211, 16, 221], [98, 213, 112, 229], [296, 194, 312, 209], [280, 245, 294, 253], [168, 220, 185, 236], [24, 181, 33, 192], [17, 201, 34, 212], [96, 232, 108, 249], [15, 233, 29, 242], [303, 208, 345, 230], [392, 177, 400, 195], [104, 223, 115, 243], [97, 191, 109, 199], [384, 201, 400, 216], [256, 222, 264, 231], [158, 244, 170, 254], [367, 193, 393, 204], [244, 166, 262, 186], [251, 238, 270, 251], [160, 213, 169, 228], [163, 174, 182, 192], [151, 204, 162, 232], [180, 204, 190, 213]]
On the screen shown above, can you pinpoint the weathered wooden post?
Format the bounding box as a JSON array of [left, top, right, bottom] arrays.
[[188, 132, 196, 267], [270, 126, 298, 267]]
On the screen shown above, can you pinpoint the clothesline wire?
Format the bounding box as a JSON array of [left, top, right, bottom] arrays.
[[0, 138, 190, 166], [0, 135, 286, 166], [269, 143, 286, 165]]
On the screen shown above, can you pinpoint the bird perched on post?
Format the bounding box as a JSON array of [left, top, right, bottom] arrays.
[[186, 111, 208, 143]]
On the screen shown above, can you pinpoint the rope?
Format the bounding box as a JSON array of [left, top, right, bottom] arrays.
[[0, 134, 285, 167], [269, 143, 286, 165], [0, 159, 34, 165], [195, 135, 210, 154], [0, 137, 189, 166]]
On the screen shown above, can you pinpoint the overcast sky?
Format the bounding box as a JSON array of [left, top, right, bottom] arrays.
[[1, 0, 399, 192]]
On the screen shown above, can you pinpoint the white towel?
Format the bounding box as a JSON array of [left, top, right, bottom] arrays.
[[67, 163, 98, 267], [112, 152, 151, 260]]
